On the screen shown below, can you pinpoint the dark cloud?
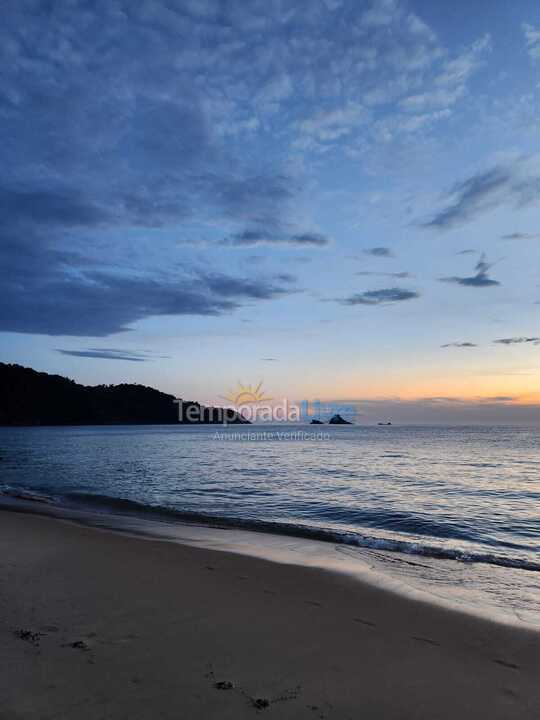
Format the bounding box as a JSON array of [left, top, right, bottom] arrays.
[[0, 228, 296, 335], [273, 273, 297, 283], [223, 229, 329, 247], [56, 348, 168, 362], [423, 167, 509, 229], [0, 272, 236, 337], [261, 357, 278, 362], [356, 271, 411, 278], [338, 287, 420, 306], [289, 233, 329, 246], [202, 274, 293, 300], [422, 160, 540, 230], [500, 232, 540, 240], [364, 247, 394, 257], [0, 187, 109, 228], [1, 3, 341, 339], [440, 253, 500, 287], [494, 337, 540, 346], [441, 342, 478, 348]]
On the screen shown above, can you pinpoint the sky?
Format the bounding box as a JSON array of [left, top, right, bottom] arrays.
[[1, 0, 540, 423]]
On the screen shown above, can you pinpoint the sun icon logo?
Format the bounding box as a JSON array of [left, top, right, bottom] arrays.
[[221, 381, 272, 406]]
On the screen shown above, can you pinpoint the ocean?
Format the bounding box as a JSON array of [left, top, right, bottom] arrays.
[[1, 423, 539, 626]]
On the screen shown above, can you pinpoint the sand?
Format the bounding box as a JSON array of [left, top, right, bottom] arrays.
[[0, 509, 539, 719]]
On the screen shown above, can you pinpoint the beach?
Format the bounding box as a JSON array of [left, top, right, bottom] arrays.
[[1, 509, 539, 719]]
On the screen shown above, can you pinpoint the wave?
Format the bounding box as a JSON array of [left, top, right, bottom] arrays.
[[0, 487, 56, 504], [2, 486, 538, 574]]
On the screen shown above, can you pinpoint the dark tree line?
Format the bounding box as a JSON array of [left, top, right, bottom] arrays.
[[0, 363, 248, 426]]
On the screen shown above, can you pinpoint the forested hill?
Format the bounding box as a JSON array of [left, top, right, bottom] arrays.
[[0, 363, 248, 426]]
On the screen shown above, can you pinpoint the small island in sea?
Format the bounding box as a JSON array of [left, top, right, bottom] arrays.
[[328, 413, 352, 425], [0, 363, 249, 426]]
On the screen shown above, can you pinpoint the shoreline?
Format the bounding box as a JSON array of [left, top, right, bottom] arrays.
[[1, 509, 539, 719], [1, 493, 539, 630]]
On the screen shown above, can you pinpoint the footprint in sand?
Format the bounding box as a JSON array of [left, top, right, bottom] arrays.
[[353, 618, 376, 627], [13, 629, 41, 647], [493, 658, 520, 670], [411, 636, 440, 646], [63, 640, 91, 651], [215, 680, 235, 690]]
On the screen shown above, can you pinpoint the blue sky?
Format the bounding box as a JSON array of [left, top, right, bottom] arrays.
[[1, 0, 540, 422]]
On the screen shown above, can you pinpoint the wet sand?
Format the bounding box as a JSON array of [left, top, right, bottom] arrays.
[[1, 509, 539, 719]]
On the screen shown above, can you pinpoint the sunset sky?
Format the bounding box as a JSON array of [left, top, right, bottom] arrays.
[[2, 0, 540, 422]]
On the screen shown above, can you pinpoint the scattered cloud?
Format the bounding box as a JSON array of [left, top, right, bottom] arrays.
[[289, 233, 330, 247], [202, 273, 296, 301], [56, 348, 169, 362], [494, 337, 540, 346], [273, 273, 297, 283], [0, 228, 297, 335], [422, 157, 540, 230], [500, 232, 540, 240], [440, 253, 500, 288], [222, 230, 330, 247], [397, 33, 490, 115], [338, 287, 420, 306], [441, 342, 478, 348], [364, 247, 394, 257], [298, 104, 367, 144], [356, 271, 411, 278], [523, 23, 540, 62]]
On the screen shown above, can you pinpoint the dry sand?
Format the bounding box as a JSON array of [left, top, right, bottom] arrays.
[[1, 509, 539, 719]]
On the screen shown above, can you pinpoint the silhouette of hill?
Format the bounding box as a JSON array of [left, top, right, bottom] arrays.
[[0, 363, 249, 426]]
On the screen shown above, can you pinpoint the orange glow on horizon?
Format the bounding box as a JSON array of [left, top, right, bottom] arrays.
[[280, 370, 540, 406]]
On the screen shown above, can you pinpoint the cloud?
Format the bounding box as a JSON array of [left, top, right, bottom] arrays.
[[261, 357, 278, 362], [288, 7, 488, 155], [273, 273, 297, 283], [364, 247, 394, 257], [422, 157, 540, 230], [56, 348, 168, 362], [3, 1, 363, 338], [0, 227, 296, 335], [298, 104, 367, 144], [202, 274, 294, 301], [523, 23, 540, 62], [434, 34, 491, 88], [494, 337, 540, 346], [338, 287, 420, 306], [0, 186, 110, 228], [360, 0, 399, 28], [0, 271, 236, 337], [289, 233, 330, 247], [440, 253, 500, 288], [356, 271, 411, 278], [456, 249, 476, 255], [423, 167, 511, 229], [441, 342, 478, 348], [500, 232, 540, 240], [222, 230, 330, 247]]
